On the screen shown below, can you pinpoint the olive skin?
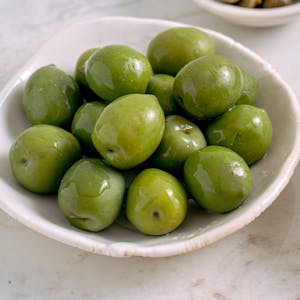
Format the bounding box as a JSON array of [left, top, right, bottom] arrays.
[[75, 48, 99, 88], [92, 94, 165, 170], [236, 70, 258, 105], [126, 168, 187, 235], [153, 115, 206, 172], [205, 104, 273, 165], [9, 124, 82, 194], [147, 27, 215, 76], [173, 55, 243, 120], [146, 74, 178, 116], [58, 158, 125, 232], [74, 48, 102, 101], [184, 146, 252, 213], [86, 45, 152, 102], [71, 101, 106, 155], [22, 65, 82, 126]]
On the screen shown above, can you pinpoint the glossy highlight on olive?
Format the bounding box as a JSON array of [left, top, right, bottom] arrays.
[[236, 70, 258, 105], [205, 104, 273, 165], [92, 94, 165, 170], [173, 54, 243, 120], [9, 124, 82, 194], [126, 168, 188, 235], [86, 45, 152, 102], [22, 64, 82, 126], [184, 146, 252, 213], [153, 115, 207, 172], [147, 26, 215, 76], [146, 74, 178, 116], [71, 101, 106, 155], [58, 158, 125, 232]]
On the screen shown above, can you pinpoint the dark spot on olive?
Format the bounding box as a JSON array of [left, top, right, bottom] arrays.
[[152, 210, 160, 218], [184, 128, 192, 135], [20, 158, 28, 165]]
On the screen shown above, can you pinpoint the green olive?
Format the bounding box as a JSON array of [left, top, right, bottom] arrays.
[[205, 104, 273, 165], [236, 70, 258, 105], [184, 146, 252, 213], [147, 27, 215, 76], [9, 124, 82, 194], [126, 168, 187, 235], [22, 65, 82, 126], [75, 48, 100, 88], [153, 115, 206, 172], [173, 55, 243, 120], [74, 48, 102, 101], [86, 45, 152, 102], [146, 74, 178, 115], [92, 94, 165, 170], [58, 158, 125, 232], [71, 101, 106, 155]]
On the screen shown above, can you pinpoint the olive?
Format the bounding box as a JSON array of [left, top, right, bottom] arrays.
[[92, 94, 165, 170], [22, 65, 81, 126], [146, 74, 178, 116], [153, 115, 206, 172], [263, 0, 292, 8], [147, 27, 215, 76], [173, 55, 243, 120], [238, 0, 259, 8], [205, 104, 273, 165], [86, 45, 152, 102], [236, 70, 258, 106], [58, 158, 125, 232], [71, 101, 106, 155], [9, 124, 82, 194], [184, 146, 252, 213], [74, 48, 102, 101], [126, 168, 187, 235], [75, 48, 99, 88]]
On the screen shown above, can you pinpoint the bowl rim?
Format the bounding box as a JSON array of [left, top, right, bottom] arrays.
[[193, 0, 300, 18], [1, 16, 300, 257]]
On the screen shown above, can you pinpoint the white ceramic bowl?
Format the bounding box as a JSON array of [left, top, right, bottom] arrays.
[[193, 0, 300, 27], [0, 16, 299, 257]]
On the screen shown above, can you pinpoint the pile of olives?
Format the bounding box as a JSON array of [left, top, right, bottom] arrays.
[[219, 0, 292, 8], [9, 27, 273, 236]]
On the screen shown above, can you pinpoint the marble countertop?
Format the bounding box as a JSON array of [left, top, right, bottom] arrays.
[[1, 1, 300, 299]]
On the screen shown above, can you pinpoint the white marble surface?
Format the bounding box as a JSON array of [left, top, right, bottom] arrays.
[[0, 1, 300, 299]]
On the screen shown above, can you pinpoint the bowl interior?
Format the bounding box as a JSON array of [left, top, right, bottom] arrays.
[[0, 17, 299, 257]]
